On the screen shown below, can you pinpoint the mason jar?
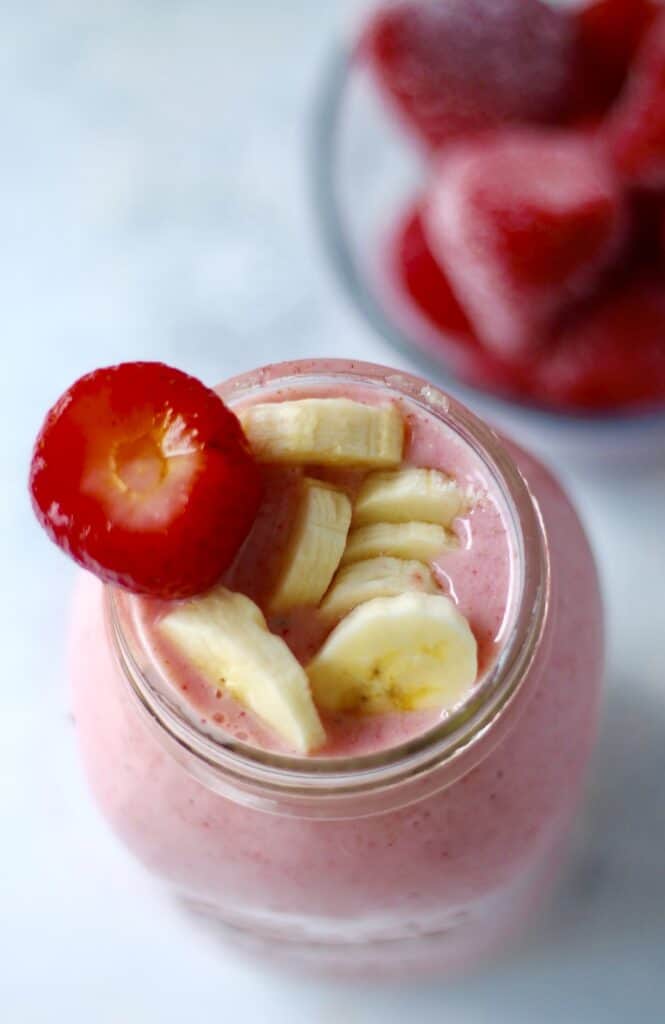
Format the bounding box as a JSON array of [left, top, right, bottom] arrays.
[[69, 360, 603, 978]]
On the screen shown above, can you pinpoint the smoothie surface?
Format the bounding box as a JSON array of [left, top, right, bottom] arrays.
[[132, 380, 516, 758]]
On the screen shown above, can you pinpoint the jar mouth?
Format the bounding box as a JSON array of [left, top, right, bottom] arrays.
[[108, 359, 550, 813]]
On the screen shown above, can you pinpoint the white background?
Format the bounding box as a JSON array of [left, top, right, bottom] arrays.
[[2, 2, 664, 1021]]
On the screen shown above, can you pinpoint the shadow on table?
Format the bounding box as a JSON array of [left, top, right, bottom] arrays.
[[180, 677, 665, 1024], [280, 678, 665, 1024], [409, 679, 665, 1023]]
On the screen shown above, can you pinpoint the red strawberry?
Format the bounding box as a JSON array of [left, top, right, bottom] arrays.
[[537, 271, 665, 410], [391, 205, 665, 411], [362, 0, 573, 150], [626, 188, 665, 262], [423, 131, 625, 357], [392, 206, 538, 396], [393, 207, 474, 340], [29, 362, 263, 598], [569, 0, 659, 118], [606, 13, 665, 187]]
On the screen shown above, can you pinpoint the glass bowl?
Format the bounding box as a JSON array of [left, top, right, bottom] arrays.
[[311, 37, 665, 466]]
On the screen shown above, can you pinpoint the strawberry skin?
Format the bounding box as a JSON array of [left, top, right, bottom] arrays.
[[29, 362, 263, 598], [362, 0, 573, 150], [537, 271, 665, 411], [395, 207, 474, 342], [392, 206, 538, 397], [606, 13, 665, 188], [569, 0, 659, 118], [423, 131, 625, 357], [360, 1, 665, 413], [392, 206, 665, 412]]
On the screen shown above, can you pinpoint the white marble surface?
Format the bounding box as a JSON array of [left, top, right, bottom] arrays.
[[2, 1, 665, 1021]]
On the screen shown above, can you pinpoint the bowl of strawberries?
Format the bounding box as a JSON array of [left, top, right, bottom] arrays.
[[313, 0, 665, 459]]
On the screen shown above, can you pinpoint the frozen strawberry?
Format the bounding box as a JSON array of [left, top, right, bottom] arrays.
[[392, 206, 541, 396], [423, 131, 625, 357], [605, 13, 665, 187], [394, 208, 474, 340], [569, 0, 659, 118], [390, 203, 665, 410], [538, 272, 665, 410], [29, 362, 263, 598], [362, 0, 573, 150], [625, 188, 665, 261]]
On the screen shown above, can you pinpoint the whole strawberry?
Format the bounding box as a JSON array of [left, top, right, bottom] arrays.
[[29, 362, 263, 598], [363, 0, 573, 150], [423, 131, 625, 357]]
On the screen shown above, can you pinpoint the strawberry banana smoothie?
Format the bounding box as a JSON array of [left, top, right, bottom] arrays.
[[39, 359, 604, 979], [130, 379, 514, 760]]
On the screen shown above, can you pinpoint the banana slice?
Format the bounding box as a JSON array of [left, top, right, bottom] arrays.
[[269, 478, 352, 614], [353, 467, 464, 526], [307, 593, 478, 714], [320, 557, 438, 620], [341, 522, 450, 565], [159, 587, 326, 753], [238, 398, 404, 467]]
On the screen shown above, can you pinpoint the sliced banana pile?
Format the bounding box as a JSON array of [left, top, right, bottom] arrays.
[[159, 398, 478, 753]]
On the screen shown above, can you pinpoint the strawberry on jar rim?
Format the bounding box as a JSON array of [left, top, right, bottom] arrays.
[[29, 362, 263, 599]]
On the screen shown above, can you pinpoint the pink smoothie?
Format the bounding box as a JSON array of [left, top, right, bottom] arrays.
[[69, 360, 603, 978], [132, 378, 515, 759]]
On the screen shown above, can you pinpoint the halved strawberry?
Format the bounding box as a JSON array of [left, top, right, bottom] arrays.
[[605, 13, 665, 187], [29, 362, 263, 598], [569, 0, 659, 119], [423, 130, 625, 357], [362, 0, 573, 150]]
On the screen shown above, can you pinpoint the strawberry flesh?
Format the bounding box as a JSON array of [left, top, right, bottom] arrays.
[[30, 362, 263, 598], [362, 0, 573, 150], [422, 131, 625, 357]]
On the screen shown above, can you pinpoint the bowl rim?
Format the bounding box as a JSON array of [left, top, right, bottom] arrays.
[[310, 43, 665, 433]]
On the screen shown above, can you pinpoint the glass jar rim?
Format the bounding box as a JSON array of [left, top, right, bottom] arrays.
[[107, 359, 550, 816]]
